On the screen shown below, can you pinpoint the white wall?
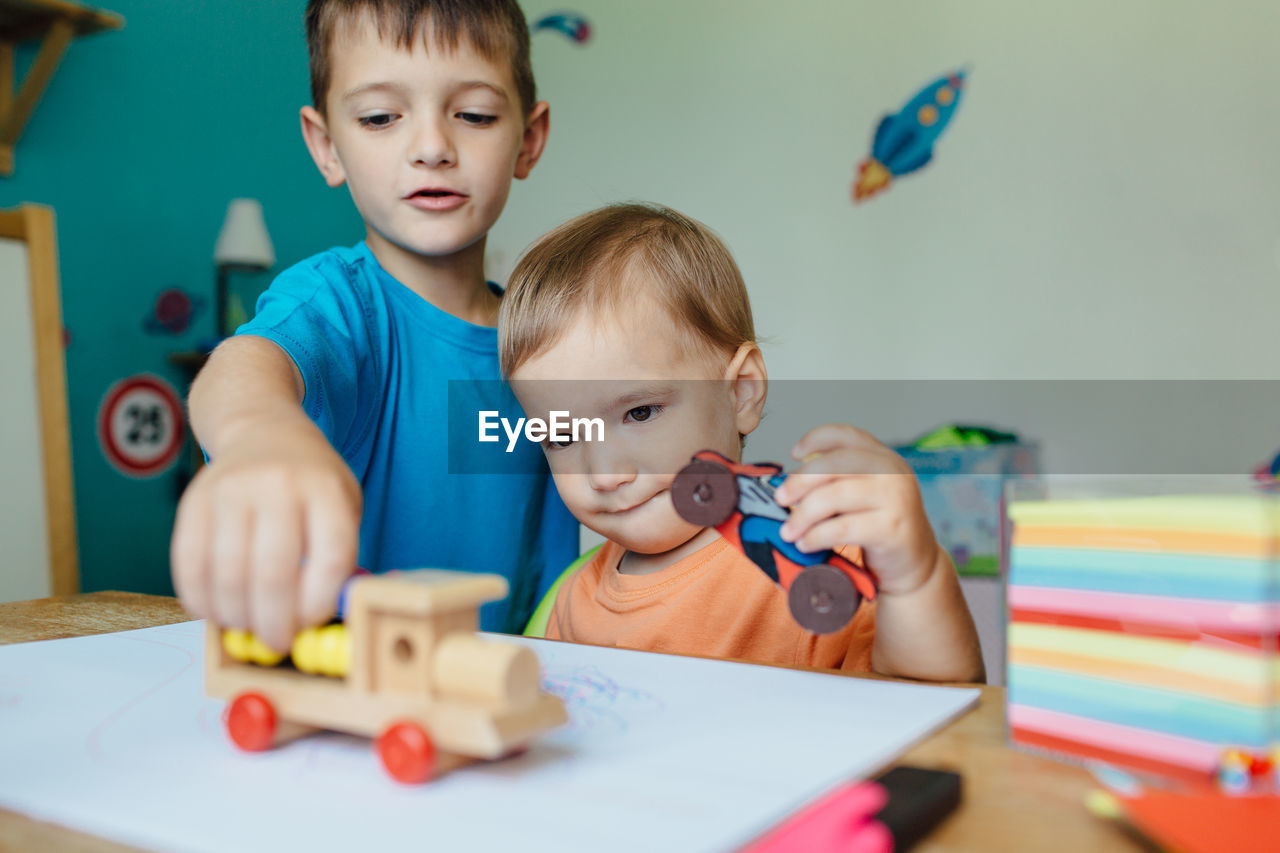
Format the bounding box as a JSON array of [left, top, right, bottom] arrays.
[[497, 0, 1280, 391]]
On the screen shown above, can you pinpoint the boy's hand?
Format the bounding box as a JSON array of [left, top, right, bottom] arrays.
[[773, 423, 942, 596], [774, 424, 985, 682], [170, 417, 361, 653]]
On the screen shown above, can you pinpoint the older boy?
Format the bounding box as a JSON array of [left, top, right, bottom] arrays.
[[501, 204, 984, 681], [171, 0, 577, 650]]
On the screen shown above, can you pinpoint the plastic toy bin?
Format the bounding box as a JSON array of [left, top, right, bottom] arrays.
[[895, 441, 1039, 577], [1004, 477, 1279, 785]]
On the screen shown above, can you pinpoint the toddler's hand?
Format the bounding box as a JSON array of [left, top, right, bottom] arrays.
[[773, 423, 942, 596], [170, 420, 361, 653]]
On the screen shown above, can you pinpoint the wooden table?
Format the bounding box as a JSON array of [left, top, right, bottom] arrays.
[[0, 592, 1138, 852]]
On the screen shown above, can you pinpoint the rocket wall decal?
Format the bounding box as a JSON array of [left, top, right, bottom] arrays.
[[854, 70, 968, 202]]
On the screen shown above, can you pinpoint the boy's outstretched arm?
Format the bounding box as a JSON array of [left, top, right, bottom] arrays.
[[171, 335, 361, 653], [773, 424, 986, 683]]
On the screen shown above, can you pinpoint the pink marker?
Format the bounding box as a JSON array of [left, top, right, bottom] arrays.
[[742, 767, 962, 853]]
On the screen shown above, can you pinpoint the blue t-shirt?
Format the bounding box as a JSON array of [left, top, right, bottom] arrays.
[[237, 241, 579, 632]]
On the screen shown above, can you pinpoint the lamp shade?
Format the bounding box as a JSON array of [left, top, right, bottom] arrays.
[[213, 198, 275, 269]]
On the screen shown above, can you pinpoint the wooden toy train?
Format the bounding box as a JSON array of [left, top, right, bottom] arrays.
[[206, 570, 567, 783]]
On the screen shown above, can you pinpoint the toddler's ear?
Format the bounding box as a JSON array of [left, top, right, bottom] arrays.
[[514, 102, 550, 180], [300, 106, 347, 188], [724, 344, 767, 436]]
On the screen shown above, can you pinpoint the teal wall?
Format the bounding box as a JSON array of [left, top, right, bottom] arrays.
[[1, 1, 360, 594]]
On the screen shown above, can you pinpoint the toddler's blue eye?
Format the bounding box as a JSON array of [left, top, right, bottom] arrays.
[[458, 112, 497, 126]]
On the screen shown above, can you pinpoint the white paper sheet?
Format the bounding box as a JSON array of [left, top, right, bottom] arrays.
[[0, 622, 978, 852]]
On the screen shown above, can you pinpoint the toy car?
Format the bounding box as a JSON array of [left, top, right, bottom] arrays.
[[670, 450, 878, 634], [208, 570, 567, 783]]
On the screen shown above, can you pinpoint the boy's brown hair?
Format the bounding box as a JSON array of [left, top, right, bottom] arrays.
[[500, 203, 757, 377], [305, 0, 536, 116]]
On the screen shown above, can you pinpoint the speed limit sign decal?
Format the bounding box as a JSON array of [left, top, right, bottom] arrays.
[[97, 374, 185, 478]]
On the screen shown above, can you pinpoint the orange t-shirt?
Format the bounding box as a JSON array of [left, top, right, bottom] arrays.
[[546, 537, 877, 672]]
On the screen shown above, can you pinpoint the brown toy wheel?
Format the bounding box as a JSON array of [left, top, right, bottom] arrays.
[[788, 564, 860, 634], [670, 458, 738, 526]]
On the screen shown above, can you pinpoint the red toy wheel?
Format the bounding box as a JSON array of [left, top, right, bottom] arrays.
[[788, 564, 860, 634], [376, 721, 436, 784], [226, 692, 278, 752], [670, 458, 738, 527]]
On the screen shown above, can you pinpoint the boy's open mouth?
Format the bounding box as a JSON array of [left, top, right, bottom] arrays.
[[405, 188, 468, 210]]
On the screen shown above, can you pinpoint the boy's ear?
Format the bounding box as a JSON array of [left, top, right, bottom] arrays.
[[723, 343, 768, 437], [300, 106, 347, 188], [513, 101, 550, 180]]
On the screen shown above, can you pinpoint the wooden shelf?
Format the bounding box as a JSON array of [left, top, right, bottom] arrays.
[[0, 0, 122, 175], [1, 0, 121, 41]]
